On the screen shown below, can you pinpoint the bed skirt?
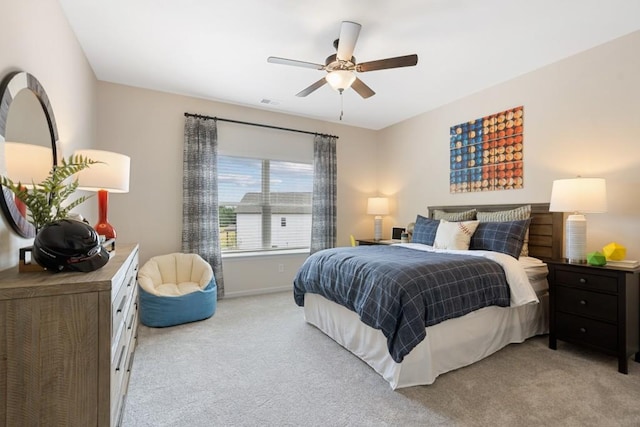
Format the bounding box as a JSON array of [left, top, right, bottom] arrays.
[[303, 293, 548, 389]]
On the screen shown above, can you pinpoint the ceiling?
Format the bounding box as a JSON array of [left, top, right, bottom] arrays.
[[58, 0, 640, 130]]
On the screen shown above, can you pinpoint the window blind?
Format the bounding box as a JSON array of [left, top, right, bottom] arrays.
[[217, 123, 313, 253]]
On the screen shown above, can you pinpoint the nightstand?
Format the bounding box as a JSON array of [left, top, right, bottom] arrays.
[[548, 260, 640, 374], [356, 239, 400, 246]]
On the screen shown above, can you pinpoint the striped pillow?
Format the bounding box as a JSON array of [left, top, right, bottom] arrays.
[[432, 208, 477, 221], [476, 205, 531, 256]]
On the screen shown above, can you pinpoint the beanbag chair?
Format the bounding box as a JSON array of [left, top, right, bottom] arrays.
[[138, 253, 217, 327]]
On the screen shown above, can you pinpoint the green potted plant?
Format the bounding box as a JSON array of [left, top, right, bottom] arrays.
[[0, 154, 99, 232]]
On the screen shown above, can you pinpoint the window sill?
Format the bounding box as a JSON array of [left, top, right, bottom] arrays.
[[222, 248, 310, 259]]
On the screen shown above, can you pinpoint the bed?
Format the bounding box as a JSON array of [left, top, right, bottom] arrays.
[[294, 203, 563, 389]]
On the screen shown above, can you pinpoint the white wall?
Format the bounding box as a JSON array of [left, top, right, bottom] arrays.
[[0, 0, 98, 270], [96, 82, 380, 296], [378, 31, 640, 260]]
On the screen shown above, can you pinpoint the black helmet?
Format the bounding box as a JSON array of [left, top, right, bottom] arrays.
[[33, 219, 110, 272]]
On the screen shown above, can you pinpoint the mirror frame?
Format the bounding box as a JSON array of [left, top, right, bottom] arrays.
[[0, 71, 59, 238]]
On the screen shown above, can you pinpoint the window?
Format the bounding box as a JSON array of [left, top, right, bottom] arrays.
[[218, 155, 313, 253]]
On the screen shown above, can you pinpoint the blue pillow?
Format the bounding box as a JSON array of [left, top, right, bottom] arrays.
[[470, 219, 531, 258], [411, 215, 440, 246]]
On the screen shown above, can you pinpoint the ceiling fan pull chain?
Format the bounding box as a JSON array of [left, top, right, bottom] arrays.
[[339, 89, 344, 121]]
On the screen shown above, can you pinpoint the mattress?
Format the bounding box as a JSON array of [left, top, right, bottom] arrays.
[[519, 256, 549, 295]]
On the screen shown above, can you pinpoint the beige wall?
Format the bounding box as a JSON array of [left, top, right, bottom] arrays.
[[96, 82, 379, 296], [379, 31, 640, 260], [2, 0, 638, 290], [0, 0, 98, 270]]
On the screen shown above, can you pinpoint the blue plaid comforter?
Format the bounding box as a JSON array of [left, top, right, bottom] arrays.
[[293, 245, 510, 363]]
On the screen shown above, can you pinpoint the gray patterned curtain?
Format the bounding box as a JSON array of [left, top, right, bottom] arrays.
[[182, 116, 224, 298], [310, 135, 337, 254]]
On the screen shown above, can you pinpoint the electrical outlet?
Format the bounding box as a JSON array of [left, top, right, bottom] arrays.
[[278, 264, 284, 273]]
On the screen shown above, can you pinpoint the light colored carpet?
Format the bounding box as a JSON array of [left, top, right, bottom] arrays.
[[122, 291, 640, 427]]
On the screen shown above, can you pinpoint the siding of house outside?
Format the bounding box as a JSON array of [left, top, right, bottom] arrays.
[[226, 192, 312, 251], [236, 213, 311, 250]]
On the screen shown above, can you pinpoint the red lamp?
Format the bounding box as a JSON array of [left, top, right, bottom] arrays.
[[74, 149, 130, 240]]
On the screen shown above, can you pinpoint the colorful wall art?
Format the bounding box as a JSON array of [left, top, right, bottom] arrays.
[[449, 106, 524, 193]]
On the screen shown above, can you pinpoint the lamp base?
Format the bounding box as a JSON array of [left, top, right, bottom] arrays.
[[95, 189, 116, 240], [15, 195, 26, 217], [373, 216, 382, 241], [565, 213, 587, 264], [94, 222, 116, 241]]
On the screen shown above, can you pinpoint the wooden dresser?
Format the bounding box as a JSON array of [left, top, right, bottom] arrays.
[[0, 243, 139, 426]]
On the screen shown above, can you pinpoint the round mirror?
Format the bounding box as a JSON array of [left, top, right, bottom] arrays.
[[0, 71, 59, 238]]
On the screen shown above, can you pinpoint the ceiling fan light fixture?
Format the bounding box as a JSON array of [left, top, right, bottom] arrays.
[[269, 21, 417, 99], [326, 70, 356, 91]]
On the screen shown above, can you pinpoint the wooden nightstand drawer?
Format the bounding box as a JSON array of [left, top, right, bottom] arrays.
[[555, 286, 617, 322], [554, 269, 617, 293], [556, 312, 617, 352]]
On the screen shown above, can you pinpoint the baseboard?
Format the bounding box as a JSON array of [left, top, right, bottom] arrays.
[[224, 285, 292, 299]]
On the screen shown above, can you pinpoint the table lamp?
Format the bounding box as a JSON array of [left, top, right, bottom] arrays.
[[74, 149, 130, 240], [549, 177, 607, 263], [4, 142, 53, 216], [367, 197, 389, 241]]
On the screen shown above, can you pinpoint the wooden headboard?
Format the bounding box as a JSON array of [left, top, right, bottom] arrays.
[[427, 203, 563, 261]]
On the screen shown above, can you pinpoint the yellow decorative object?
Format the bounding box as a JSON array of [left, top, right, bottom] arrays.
[[603, 242, 626, 261]]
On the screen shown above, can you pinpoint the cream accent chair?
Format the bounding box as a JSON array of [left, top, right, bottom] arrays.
[[138, 253, 217, 327]]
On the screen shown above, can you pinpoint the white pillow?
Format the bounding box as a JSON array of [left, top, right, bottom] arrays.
[[433, 220, 479, 250]]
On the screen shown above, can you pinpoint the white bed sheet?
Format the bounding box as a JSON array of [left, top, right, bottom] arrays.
[[302, 252, 549, 389], [304, 294, 548, 389]]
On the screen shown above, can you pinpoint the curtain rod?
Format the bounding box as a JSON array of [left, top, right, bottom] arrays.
[[184, 112, 339, 139]]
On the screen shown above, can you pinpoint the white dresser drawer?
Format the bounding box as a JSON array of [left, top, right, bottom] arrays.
[[110, 245, 140, 426]]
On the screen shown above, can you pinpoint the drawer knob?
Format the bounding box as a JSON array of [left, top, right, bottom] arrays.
[[115, 345, 126, 372], [579, 300, 587, 306], [579, 327, 587, 334], [116, 295, 127, 314], [579, 278, 587, 284]]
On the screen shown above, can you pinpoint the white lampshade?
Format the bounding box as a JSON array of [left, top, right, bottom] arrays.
[[367, 197, 389, 216], [326, 70, 356, 91], [4, 142, 52, 187], [74, 149, 130, 193], [549, 177, 607, 263], [549, 178, 607, 213], [367, 197, 389, 241]]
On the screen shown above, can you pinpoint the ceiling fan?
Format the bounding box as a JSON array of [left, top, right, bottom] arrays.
[[268, 21, 418, 99]]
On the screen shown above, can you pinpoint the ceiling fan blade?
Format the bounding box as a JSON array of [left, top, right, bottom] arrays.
[[351, 77, 375, 99], [336, 21, 361, 61], [356, 54, 418, 72], [296, 78, 327, 97], [268, 56, 324, 70]]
